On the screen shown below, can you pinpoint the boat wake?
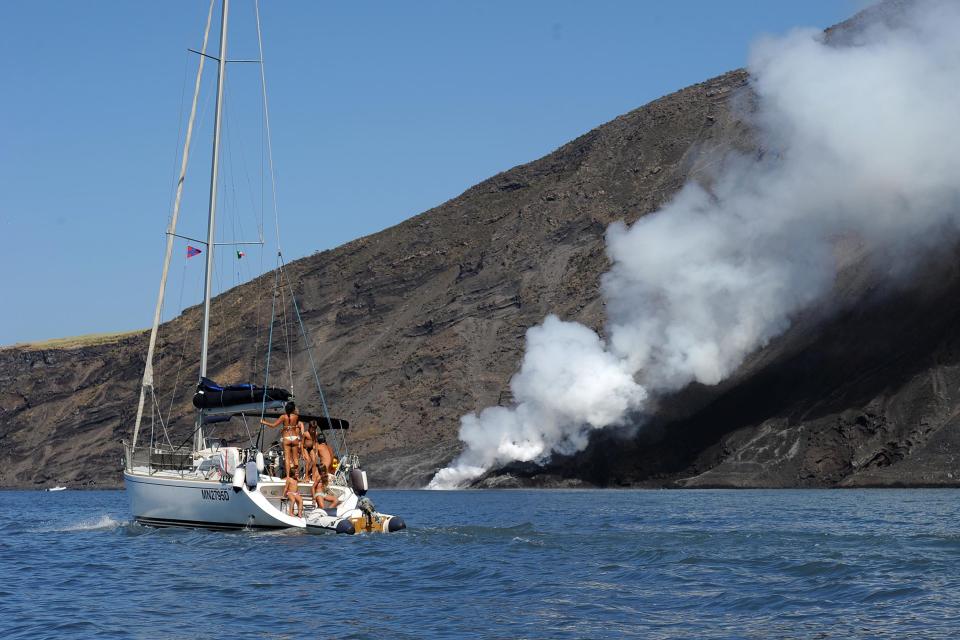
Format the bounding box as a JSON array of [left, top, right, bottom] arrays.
[[420, 522, 542, 543], [38, 515, 127, 533]]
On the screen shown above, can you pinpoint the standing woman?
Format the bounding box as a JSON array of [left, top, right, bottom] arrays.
[[261, 402, 303, 479], [314, 429, 334, 479], [302, 419, 318, 483], [284, 466, 304, 517]]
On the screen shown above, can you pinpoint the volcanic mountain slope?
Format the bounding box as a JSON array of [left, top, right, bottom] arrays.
[[4, 0, 959, 490], [0, 66, 754, 488]]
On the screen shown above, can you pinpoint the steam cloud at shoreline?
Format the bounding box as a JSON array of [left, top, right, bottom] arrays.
[[429, 1, 960, 489]]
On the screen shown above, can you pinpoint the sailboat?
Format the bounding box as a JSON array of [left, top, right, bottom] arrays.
[[122, 0, 404, 534]]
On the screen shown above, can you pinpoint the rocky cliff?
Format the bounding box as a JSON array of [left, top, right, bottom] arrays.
[[5, 1, 958, 490]]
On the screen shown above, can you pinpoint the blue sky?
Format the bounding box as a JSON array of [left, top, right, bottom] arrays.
[[0, 1, 858, 346]]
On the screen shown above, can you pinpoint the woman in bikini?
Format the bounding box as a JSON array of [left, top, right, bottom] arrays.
[[302, 419, 318, 483], [312, 467, 339, 511], [261, 401, 303, 480], [283, 466, 304, 517]]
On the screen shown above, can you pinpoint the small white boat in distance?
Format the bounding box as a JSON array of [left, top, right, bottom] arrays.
[[46, 486, 67, 492]]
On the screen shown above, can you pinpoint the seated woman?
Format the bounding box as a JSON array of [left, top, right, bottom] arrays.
[[261, 402, 302, 479], [283, 467, 304, 518], [312, 471, 340, 511]]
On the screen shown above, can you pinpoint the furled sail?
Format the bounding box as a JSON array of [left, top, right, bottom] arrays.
[[192, 377, 291, 409]]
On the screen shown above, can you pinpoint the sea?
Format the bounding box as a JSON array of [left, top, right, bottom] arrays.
[[2, 489, 959, 639]]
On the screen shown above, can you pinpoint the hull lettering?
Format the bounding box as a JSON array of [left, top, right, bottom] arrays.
[[201, 489, 230, 501]]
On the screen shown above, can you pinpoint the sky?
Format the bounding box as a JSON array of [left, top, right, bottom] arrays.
[[0, 0, 860, 346]]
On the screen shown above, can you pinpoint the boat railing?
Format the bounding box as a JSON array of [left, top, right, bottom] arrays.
[[123, 440, 196, 476], [330, 453, 361, 487]]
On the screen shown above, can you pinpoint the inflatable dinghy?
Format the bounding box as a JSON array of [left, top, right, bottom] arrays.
[[305, 501, 406, 534], [304, 470, 405, 534]]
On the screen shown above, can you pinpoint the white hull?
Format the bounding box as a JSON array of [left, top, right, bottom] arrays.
[[124, 470, 404, 534], [124, 471, 302, 530]]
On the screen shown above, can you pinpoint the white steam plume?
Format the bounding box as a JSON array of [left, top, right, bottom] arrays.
[[430, 1, 960, 488]]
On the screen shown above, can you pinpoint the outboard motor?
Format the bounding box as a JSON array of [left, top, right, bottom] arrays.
[[232, 465, 246, 492], [350, 468, 369, 496], [357, 496, 376, 531], [244, 460, 259, 490], [358, 496, 376, 516]]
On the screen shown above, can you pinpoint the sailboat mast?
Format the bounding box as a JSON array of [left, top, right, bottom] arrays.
[[199, 0, 229, 379], [131, 0, 215, 452]]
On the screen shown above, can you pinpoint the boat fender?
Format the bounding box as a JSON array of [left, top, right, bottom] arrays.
[[245, 461, 259, 489], [224, 447, 240, 475], [232, 465, 246, 492], [335, 519, 356, 535], [255, 451, 265, 473], [350, 468, 369, 496], [387, 516, 406, 533]]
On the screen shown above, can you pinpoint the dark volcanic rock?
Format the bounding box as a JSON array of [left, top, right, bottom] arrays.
[[3, 1, 955, 491], [513, 252, 960, 489]]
